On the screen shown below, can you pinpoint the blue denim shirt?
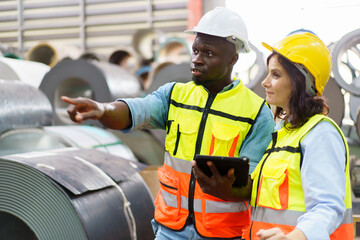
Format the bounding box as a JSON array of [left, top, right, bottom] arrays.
[[118, 80, 275, 173], [295, 121, 347, 239]]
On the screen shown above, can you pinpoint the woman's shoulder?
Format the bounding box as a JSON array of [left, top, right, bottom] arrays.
[[302, 120, 343, 145]]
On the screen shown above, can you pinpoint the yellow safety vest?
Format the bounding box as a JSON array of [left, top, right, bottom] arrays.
[[154, 81, 266, 239], [244, 114, 353, 239]]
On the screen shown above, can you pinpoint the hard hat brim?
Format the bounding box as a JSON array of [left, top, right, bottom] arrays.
[[184, 30, 196, 35], [262, 42, 274, 53], [185, 29, 250, 53]]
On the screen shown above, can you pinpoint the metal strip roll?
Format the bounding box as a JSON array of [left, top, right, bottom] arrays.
[[0, 126, 138, 164], [331, 28, 360, 96], [0, 43, 21, 60], [0, 148, 154, 240], [43, 125, 137, 161], [39, 59, 142, 126], [323, 77, 345, 126], [0, 80, 52, 134], [237, 42, 268, 96], [145, 62, 191, 94], [79, 51, 104, 62], [107, 46, 141, 75], [144, 61, 173, 91], [112, 129, 165, 166], [26, 41, 83, 68], [351, 98, 360, 124], [0, 57, 50, 88], [132, 28, 166, 61], [154, 36, 191, 63]]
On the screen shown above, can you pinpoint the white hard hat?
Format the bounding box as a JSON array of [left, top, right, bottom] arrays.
[[185, 7, 250, 53]]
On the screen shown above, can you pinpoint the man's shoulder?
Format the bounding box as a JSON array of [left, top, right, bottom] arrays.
[[258, 104, 274, 121]]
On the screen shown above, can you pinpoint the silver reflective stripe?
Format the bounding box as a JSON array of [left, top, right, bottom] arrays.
[[251, 207, 303, 226], [252, 206, 353, 226], [193, 198, 202, 213], [161, 190, 190, 210], [161, 189, 178, 208], [164, 152, 192, 174], [342, 208, 353, 224], [206, 200, 248, 213], [163, 152, 248, 214], [181, 195, 188, 210], [162, 189, 248, 214]]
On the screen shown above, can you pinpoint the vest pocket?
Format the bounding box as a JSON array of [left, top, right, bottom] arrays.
[[155, 166, 181, 221], [210, 122, 241, 156], [257, 159, 290, 209], [165, 116, 200, 159], [178, 116, 199, 159], [165, 120, 177, 154]]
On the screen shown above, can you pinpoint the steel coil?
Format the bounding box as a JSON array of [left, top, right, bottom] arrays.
[[26, 41, 82, 68], [0, 57, 50, 88], [39, 59, 142, 126], [332, 28, 360, 96], [0, 148, 154, 240], [0, 80, 52, 134]]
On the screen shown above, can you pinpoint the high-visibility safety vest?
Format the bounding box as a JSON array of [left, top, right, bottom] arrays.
[[243, 114, 353, 239], [154, 81, 266, 239]]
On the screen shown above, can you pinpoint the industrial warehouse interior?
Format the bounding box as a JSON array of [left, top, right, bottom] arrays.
[[0, 0, 359, 239]]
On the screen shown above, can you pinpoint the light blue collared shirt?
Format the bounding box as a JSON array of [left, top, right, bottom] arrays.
[[119, 80, 275, 173], [276, 121, 346, 240]]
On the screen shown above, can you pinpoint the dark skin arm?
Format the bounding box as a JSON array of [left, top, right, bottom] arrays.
[[192, 160, 252, 201], [61, 96, 131, 130]]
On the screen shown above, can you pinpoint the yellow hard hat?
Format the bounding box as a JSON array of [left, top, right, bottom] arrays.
[[262, 32, 332, 96]]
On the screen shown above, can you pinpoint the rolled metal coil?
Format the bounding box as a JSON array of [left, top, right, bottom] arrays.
[[0, 148, 154, 240], [39, 59, 142, 126], [0, 57, 50, 88], [332, 28, 360, 96], [0, 80, 52, 134], [26, 41, 83, 68]]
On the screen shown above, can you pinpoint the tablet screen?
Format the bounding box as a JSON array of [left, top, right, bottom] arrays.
[[194, 155, 250, 187]]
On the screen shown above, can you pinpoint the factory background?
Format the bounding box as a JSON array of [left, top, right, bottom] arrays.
[[0, 0, 359, 239]]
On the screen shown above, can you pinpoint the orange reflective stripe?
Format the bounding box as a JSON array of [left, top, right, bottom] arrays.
[[279, 169, 289, 209], [256, 176, 264, 206], [209, 135, 215, 155], [209, 134, 240, 157], [228, 134, 239, 157], [330, 222, 353, 240], [247, 221, 353, 240], [247, 221, 294, 239]]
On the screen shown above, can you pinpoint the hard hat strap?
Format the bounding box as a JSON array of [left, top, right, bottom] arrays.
[[225, 36, 244, 53], [293, 63, 317, 96]]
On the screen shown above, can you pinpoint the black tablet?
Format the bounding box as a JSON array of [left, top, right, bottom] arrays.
[[194, 154, 250, 187]]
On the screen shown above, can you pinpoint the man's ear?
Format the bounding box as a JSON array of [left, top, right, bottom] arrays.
[[230, 53, 238, 66]]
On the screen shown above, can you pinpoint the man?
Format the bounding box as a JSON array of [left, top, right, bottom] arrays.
[[62, 7, 274, 240]]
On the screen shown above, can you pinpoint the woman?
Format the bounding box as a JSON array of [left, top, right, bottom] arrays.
[[243, 32, 353, 239]]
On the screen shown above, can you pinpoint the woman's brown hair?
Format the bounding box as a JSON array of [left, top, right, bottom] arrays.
[[267, 52, 329, 129]]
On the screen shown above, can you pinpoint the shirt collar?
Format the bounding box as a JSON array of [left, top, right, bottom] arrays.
[[220, 79, 240, 93]]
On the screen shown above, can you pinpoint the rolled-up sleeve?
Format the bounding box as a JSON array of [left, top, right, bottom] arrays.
[[239, 105, 275, 173], [117, 82, 175, 132], [296, 121, 346, 240]]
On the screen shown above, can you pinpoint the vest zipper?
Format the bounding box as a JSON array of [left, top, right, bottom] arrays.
[[249, 131, 278, 239], [188, 93, 216, 223]]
